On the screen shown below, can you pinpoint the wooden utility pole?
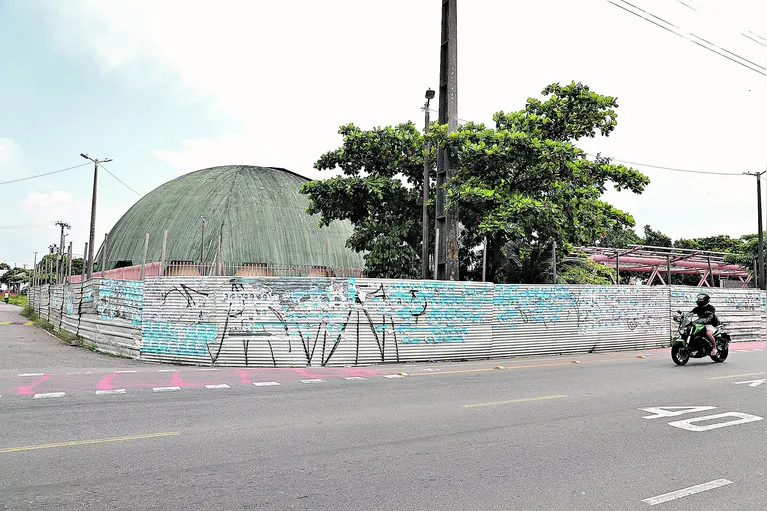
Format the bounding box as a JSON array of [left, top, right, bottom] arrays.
[[435, 0, 459, 281]]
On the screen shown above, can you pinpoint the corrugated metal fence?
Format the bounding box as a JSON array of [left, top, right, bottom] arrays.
[[27, 278, 766, 367]]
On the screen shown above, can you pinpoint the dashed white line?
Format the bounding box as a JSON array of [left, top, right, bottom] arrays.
[[642, 479, 732, 505], [300, 379, 325, 384], [65, 371, 92, 375], [344, 377, 367, 381], [198, 368, 219, 371], [18, 373, 44, 377], [153, 386, 181, 392], [33, 392, 65, 399], [383, 374, 405, 379], [96, 389, 127, 395], [205, 384, 231, 389], [253, 381, 281, 387], [157, 369, 176, 372], [114, 370, 137, 374]]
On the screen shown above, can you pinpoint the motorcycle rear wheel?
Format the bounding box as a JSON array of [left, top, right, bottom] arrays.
[[671, 342, 690, 366]]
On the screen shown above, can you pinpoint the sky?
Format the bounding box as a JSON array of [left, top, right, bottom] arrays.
[[1, 0, 766, 268]]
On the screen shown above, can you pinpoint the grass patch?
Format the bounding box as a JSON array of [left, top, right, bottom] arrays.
[[8, 294, 28, 307]]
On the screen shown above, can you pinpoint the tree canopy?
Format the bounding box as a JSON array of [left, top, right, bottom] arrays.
[[302, 81, 650, 282]]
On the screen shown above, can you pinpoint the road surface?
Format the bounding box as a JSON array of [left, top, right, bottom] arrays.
[[1, 301, 765, 510]]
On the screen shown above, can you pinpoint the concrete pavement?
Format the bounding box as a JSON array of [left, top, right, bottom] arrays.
[[1, 301, 765, 510]]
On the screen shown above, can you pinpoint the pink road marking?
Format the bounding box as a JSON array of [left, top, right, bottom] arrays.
[[170, 370, 197, 388], [235, 369, 251, 384], [96, 373, 118, 391], [16, 374, 52, 395]]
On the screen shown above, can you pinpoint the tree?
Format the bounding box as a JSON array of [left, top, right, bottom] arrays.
[[302, 81, 649, 282], [0, 267, 31, 293], [642, 225, 672, 248]]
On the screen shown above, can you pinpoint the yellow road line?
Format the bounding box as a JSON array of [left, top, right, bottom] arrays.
[[707, 372, 766, 380], [408, 356, 654, 377], [24, 321, 34, 326], [0, 321, 10, 325], [463, 394, 568, 408], [0, 432, 180, 454]]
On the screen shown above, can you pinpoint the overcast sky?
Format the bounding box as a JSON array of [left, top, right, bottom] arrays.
[[1, 0, 766, 267]]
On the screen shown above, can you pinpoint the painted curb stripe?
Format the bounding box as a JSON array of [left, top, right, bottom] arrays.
[[153, 386, 180, 392], [642, 479, 732, 505], [205, 384, 230, 389], [33, 392, 66, 399], [253, 382, 280, 387], [96, 389, 126, 395]]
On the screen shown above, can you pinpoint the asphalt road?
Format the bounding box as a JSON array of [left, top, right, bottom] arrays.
[[1, 302, 765, 510]]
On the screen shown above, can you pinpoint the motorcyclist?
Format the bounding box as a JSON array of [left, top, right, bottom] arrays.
[[691, 293, 719, 356]]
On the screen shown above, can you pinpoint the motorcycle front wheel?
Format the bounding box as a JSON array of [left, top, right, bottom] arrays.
[[671, 342, 690, 366]]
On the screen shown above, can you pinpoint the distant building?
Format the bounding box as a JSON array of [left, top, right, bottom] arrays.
[[94, 165, 364, 276]]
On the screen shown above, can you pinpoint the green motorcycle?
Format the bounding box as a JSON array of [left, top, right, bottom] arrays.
[[671, 311, 729, 365]]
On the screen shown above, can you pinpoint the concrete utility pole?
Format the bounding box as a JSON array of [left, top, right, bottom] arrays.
[[81, 153, 112, 279], [435, 0, 460, 281], [422, 88, 435, 279], [55, 221, 70, 284], [744, 171, 765, 290]]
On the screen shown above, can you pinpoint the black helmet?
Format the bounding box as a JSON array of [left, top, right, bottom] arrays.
[[696, 293, 710, 307]]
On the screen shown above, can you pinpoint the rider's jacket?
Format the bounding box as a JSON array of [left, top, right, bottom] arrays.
[[691, 303, 720, 326]]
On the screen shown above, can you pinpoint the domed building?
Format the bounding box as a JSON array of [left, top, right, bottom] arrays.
[[94, 165, 365, 276]]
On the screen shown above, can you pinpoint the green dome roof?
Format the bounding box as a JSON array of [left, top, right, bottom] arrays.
[[95, 165, 364, 271]]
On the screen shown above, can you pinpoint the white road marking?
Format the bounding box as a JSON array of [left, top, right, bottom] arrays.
[[153, 386, 181, 392], [642, 479, 732, 505], [198, 368, 219, 371], [65, 371, 92, 375], [344, 377, 366, 380], [18, 373, 44, 377], [157, 369, 176, 373], [114, 370, 137, 374], [205, 384, 230, 389], [383, 374, 405, 379], [668, 412, 763, 432], [96, 389, 127, 395], [253, 381, 280, 387], [734, 379, 765, 388], [33, 392, 65, 399], [300, 379, 325, 384], [640, 406, 716, 420]]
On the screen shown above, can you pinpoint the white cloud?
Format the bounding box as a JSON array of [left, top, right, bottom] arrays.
[[0, 138, 24, 177], [153, 135, 264, 172], [35, 0, 767, 240]]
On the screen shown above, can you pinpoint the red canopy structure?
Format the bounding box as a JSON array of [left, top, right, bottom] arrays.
[[578, 245, 753, 287]]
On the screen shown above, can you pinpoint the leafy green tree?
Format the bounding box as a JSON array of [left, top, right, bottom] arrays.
[[303, 81, 649, 282], [0, 262, 10, 271], [642, 225, 672, 248], [1, 267, 31, 292]]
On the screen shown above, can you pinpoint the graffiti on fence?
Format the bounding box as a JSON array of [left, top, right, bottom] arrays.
[[141, 278, 492, 366], [98, 279, 144, 325]]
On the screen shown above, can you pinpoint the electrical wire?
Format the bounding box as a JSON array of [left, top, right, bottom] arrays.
[[0, 222, 56, 229], [0, 163, 90, 185], [587, 154, 748, 176], [99, 164, 142, 196], [608, 0, 766, 76]]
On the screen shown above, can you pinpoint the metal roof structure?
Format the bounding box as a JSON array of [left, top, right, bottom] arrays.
[[578, 245, 752, 287], [94, 165, 365, 271]]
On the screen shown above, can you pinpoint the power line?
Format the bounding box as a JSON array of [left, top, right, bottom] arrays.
[[0, 222, 56, 229], [99, 164, 142, 196], [588, 154, 748, 176], [608, 0, 766, 76], [0, 162, 90, 185]]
